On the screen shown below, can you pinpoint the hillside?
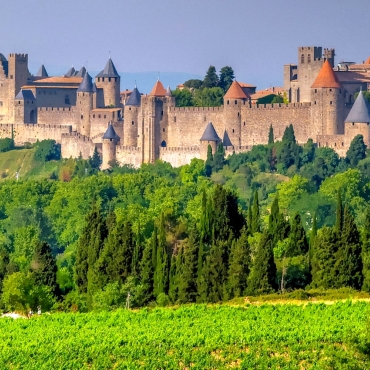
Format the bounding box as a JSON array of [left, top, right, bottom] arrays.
[[0, 148, 61, 181]]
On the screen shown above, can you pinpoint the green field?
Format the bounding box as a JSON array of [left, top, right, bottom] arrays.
[[0, 302, 369, 369], [0, 148, 60, 181]]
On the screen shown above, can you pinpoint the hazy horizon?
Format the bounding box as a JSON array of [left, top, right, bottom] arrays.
[[1, 0, 370, 93]]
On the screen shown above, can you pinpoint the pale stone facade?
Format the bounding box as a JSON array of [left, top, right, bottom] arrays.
[[0, 47, 369, 168]]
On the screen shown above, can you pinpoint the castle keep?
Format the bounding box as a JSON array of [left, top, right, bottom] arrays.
[[0, 46, 370, 168]]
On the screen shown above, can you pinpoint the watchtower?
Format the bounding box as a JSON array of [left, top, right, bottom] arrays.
[[200, 122, 222, 160], [76, 72, 94, 136], [123, 86, 141, 147], [102, 123, 120, 169], [95, 58, 120, 108]]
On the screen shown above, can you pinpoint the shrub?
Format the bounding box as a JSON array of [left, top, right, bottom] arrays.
[[34, 140, 61, 162], [0, 138, 14, 152]]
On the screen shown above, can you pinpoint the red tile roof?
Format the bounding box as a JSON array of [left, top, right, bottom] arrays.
[[224, 81, 248, 99], [149, 80, 167, 97], [311, 60, 341, 88]]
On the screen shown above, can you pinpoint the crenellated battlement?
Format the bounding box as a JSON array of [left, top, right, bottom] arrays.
[[168, 106, 223, 113], [9, 53, 27, 59], [117, 145, 141, 151], [62, 132, 92, 142], [38, 107, 75, 112], [160, 146, 199, 152], [244, 102, 311, 110]]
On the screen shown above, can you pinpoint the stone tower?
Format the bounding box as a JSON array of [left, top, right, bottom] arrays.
[[76, 71, 94, 136], [123, 86, 141, 146], [14, 89, 36, 124], [141, 80, 175, 163], [311, 60, 345, 136], [344, 91, 370, 147], [0, 54, 9, 119], [95, 58, 120, 108], [223, 80, 248, 147], [7, 53, 29, 122], [102, 123, 120, 169], [200, 122, 222, 160]]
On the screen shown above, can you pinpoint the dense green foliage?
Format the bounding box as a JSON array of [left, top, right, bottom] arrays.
[[0, 138, 14, 153], [0, 126, 369, 312], [0, 302, 368, 368]]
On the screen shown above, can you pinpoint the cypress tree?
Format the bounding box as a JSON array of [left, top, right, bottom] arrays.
[[87, 211, 108, 304], [226, 227, 250, 299], [268, 195, 290, 247], [75, 205, 101, 293], [202, 65, 219, 88], [309, 212, 317, 266], [247, 231, 277, 295], [268, 124, 274, 144], [140, 241, 154, 304], [177, 229, 200, 303], [198, 240, 229, 303], [362, 209, 370, 292], [286, 213, 308, 257], [335, 191, 343, 233], [247, 197, 253, 235], [205, 145, 213, 177], [154, 214, 169, 297], [346, 134, 366, 167], [251, 190, 260, 234], [213, 143, 225, 172], [334, 207, 362, 289], [168, 252, 179, 303], [311, 227, 339, 289], [90, 147, 102, 169], [30, 241, 59, 296], [132, 222, 143, 278]]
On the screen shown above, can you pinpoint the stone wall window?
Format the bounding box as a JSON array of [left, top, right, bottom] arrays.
[[235, 100, 237, 105], [93, 114, 95, 118], [0, 101, 3, 106], [104, 115, 106, 119], [163, 128, 165, 132], [81, 115, 83, 119], [307, 54, 311, 63], [174, 116, 176, 122], [301, 54, 304, 63], [132, 121, 134, 125]]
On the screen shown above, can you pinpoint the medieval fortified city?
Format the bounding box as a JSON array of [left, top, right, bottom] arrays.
[[1, 46, 370, 169]]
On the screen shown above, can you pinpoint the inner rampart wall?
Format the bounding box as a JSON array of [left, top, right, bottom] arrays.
[[37, 107, 77, 129], [159, 146, 200, 167], [61, 132, 95, 159], [241, 103, 311, 145], [116, 146, 142, 168]]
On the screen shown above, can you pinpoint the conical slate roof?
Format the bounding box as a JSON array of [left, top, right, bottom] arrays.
[[36, 64, 48, 77], [224, 80, 248, 99], [126, 87, 141, 106], [15, 89, 35, 100], [96, 58, 120, 78], [311, 60, 341, 89], [0, 53, 7, 62], [200, 122, 221, 141], [77, 72, 94, 93], [345, 91, 370, 123], [75, 66, 86, 77], [149, 80, 167, 97], [65, 66, 75, 77], [223, 130, 233, 146], [102, 124, 120, 140], [165, 86, 172, 97]]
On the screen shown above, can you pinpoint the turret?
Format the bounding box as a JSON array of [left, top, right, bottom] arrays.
[[200, 122, 222, 160], [311, 60, 345, 135], [76, 71, 94, 136], [123, 86, 141, 146], [36, 64, 48, 77], [95, 58, 120, 108], [223, 80, 248, 147], [14, 89, 36, 123], [75, 66, 86, 77], [345, 90, 370, 147], [64, 66, 75, 77], [102, 123, 120, 169]]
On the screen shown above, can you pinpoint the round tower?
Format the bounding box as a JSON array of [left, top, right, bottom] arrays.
[[95, 58, 120, 108], [311, 60, 345, 136], [123, 86, 141, 146], [200, 122, 222, 160], [223, 80, 248, 147], [102, 123, 120, 169], [76, 71, 94, 136], [344, 90, 370, 147]]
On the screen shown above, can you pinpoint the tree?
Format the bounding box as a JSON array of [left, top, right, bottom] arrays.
[[286, 213, 308, 257], [362, 209, 370, 292], [247, 231, 277, 295], [193, 87, 224, 107], [251, 190, 260, 234], [334, 206, 362, 289], [177, 229, 200, 303], [205, 145, 213, 177], [0, 138, 14, 152], [90, 147, 102, 169], [172, 88, 194, 107], [219, 66, 235, 92], [335, 191, 343, 233], [213, 142, 225, 172], [346, 134, 366, 167], [226, 227, 250, 299], [140, 240, 155, 304], [311, 227, 339, 289], [277, 124, 301, 170], [268, 125, 274, 145], [183, 79, 203, 89], [30, 240, 59, 296], [271, 95, 284, 104], [34, 140, 61, 162], [268, 195, 290, 248], [202, 66, 219, 88]]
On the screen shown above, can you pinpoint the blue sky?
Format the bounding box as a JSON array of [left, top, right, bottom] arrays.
[[1, 0, 369, 93]]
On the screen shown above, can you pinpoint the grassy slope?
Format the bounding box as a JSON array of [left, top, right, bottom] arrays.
[[0, 148, 61, 181], [0, 302, 368, 369]]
